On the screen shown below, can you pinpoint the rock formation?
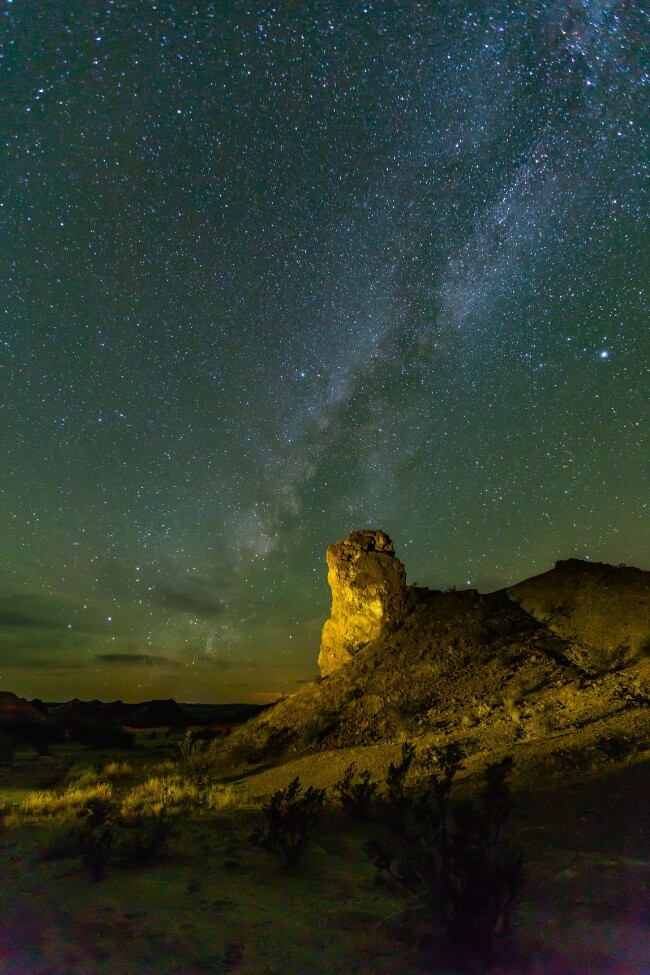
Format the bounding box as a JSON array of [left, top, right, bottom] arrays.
[[318, 529, 409, 676]]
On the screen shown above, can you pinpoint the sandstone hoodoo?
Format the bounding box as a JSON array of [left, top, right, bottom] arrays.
[[318, 529, 410, 676]]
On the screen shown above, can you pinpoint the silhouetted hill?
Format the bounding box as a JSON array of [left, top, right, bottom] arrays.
[[43, 699, 267, 729]]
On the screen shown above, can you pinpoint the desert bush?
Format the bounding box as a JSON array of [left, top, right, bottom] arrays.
[[251, 776, 325, 870], [382, 741, 416, 830], [394, 699, 425, 732], [300, 711, 341, 747], [178, 733, 222, 791], [613, 676, 650, 707], [79, 798, 114, 880], [245, 726, 297, 763], [333, 763, 378, 819], [566, 639, 634, 675], [117, 808, 174, 865], [37, 823, 84, 861], [368, 751, 523, 969], [597, 732, 636, 761]]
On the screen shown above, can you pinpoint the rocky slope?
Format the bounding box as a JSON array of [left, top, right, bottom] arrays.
[[221, 531, 650, 779], [506, 557, 650, 669]]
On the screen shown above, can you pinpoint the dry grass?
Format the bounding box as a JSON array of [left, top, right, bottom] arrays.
[[102, 760, 134, 779], [120, 775, 236, 816], [7, 781, 113, 823]]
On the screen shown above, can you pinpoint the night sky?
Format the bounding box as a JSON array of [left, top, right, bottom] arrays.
[[2, 2, 648, 703]]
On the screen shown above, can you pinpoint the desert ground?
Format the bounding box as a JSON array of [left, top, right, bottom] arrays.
[[1, 722, 649, 975]]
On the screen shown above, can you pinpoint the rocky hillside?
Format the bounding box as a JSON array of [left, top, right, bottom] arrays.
[[506, 558, 650, 670], [221, 531, 650, 778]]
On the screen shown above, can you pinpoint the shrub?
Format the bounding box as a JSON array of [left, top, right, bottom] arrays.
[[118, 809, 174, 865], [251, 776, 325, 870], [37, 823, 84, 862], [300, 711, 341, 747], [178, 733, 222, 791], [368, 751, 523, 969], [79, 798, 114, 880], [383, 741, 416, 830], [333, 763, 378, 820]]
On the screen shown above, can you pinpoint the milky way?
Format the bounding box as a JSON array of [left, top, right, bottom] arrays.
[[2, 2, 648, 701]]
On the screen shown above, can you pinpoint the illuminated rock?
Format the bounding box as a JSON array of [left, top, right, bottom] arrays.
[[318, 529, 408, 676]]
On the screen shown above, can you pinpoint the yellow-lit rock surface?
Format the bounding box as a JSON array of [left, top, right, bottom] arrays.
[[318, 529, 408, 676]]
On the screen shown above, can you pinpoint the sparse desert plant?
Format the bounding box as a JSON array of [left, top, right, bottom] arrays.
[[368, 752, 523, 969], [245, 726, 297, 763], [566, 641, 632, 675], [394, 698, 425, 732], [300, 711, 341, 747], [383, 741, 416, 829], [251, 776, 325, 870], [333, 763, 378, 819], [79, 797, 114, 880], [178, 733, 222, 791], [613, 675, 650, 707], [37, 823, 84, 862], [117, 808, 174, 865]]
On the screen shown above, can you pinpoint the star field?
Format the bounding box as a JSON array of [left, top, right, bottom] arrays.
[[1, 1, 648, 702]]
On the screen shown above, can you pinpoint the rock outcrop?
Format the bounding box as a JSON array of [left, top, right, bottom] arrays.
[[318, 529, 409, 676]]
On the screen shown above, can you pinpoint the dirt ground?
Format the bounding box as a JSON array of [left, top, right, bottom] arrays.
[[1, 732, 649, 975]]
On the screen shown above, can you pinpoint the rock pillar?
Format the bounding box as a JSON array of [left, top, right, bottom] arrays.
[[318, 529, 407, 676]]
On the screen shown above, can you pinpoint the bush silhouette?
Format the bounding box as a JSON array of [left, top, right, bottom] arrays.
[[79, 798, 115, 881], [251, 776, 325, 869], [177, 732, 222, 792], [118, 809, 174, 865], [368, 748, 523, 969], [333, 763, 378, 820]]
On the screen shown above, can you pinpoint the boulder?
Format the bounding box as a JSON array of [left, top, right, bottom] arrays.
[[318, 529, 408, 676]]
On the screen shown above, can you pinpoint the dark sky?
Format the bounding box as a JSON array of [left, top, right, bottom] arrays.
[[2, 1, 648, 703]]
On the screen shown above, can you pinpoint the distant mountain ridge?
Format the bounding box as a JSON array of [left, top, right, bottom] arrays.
[[0, 694, 267, 733]]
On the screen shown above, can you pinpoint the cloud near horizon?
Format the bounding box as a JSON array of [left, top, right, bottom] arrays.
[[96, 653, 181, 668]]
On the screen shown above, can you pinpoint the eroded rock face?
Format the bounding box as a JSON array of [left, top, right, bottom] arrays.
[[318, 529, 408, 676]]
